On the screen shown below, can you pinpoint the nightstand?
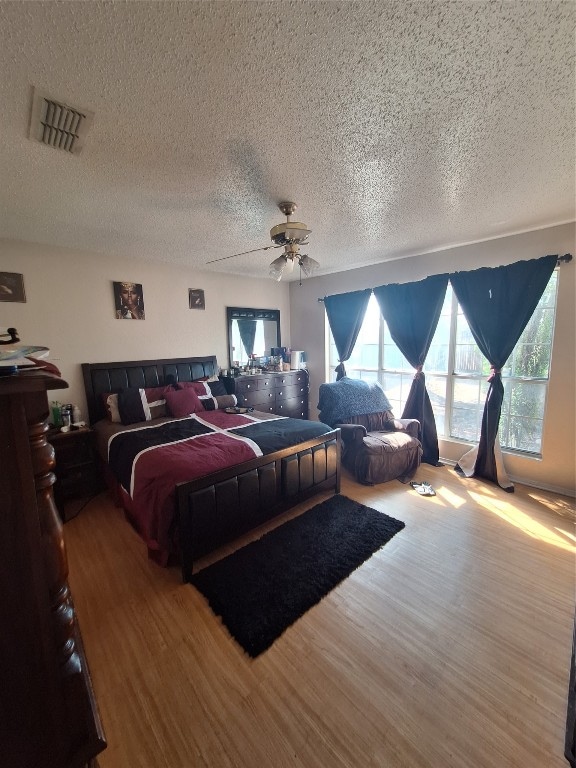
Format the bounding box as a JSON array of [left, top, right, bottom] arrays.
[[49, 426, 103, 521]]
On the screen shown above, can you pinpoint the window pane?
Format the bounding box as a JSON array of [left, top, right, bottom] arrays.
[[380, 373, 413, 416], [456, 313, 476, 345], [331, 294, 380, 371], [510, 305, 555, 377], [451, 407, 481, 442], [427, 375, 447, 434], [509, 380, 546, 416], [454, 344, 485, 375], [507, 415, 544, 453], [501, 378, 546, 452], [360, 370, 378, 383], [382, 343, 411, 371], [451, 378, 488, 442], [539, 270, 558, 307]]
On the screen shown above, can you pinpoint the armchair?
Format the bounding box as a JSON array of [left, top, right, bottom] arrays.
[[318, 378, 422, 485]]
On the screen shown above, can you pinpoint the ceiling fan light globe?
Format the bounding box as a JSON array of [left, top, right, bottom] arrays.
[[269, 255, 287, 281], [299, 255, 320, 277]]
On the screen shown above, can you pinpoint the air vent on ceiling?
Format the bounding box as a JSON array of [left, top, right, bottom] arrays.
[[29, 87, 94, 155]]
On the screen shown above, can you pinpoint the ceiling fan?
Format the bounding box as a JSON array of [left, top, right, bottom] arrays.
[[207, 202, 320, 281]]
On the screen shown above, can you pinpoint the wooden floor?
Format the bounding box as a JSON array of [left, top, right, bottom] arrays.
[[63, 464, 576, 768]]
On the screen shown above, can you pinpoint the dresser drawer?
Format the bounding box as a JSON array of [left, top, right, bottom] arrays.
[[276, 383, 307, 401], [251, 402, 276, 414], [274, 372, 298, 388], [276, 396, 308, 419], [236, 388, 275, 408], [234, 378, 259, 396], [276, 371, 308, 386]]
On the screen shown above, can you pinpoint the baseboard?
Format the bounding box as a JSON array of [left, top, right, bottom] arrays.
[[438, 457, 575, 499]]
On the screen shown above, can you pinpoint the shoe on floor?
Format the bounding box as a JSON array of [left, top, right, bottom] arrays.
[[410, 481, 436, 496]]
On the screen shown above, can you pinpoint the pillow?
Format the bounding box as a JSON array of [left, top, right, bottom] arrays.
[[118, 388, 152, 425], [165, 387, 203, 418], [176, 379, 228, 397], [317, 378, 393, 427], [176, 381, 210, 396], [206, 379, 227, 397], [201, 394, 237, 411], [102, 392, 121, 423], [144, 385, 173, 420]]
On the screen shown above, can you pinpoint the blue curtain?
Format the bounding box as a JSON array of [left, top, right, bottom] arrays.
[[237, 319, 257, 358], [450, 254, 557, 489], [374, 274, 448, 465], [324, 289, 372, 380]]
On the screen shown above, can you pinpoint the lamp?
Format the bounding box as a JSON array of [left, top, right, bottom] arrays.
[[298, 254, 320, 277], [269, 254, 295, 281], [269, 244, 320, 282]]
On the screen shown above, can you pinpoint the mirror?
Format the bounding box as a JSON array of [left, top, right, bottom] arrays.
[[227, 307, 281, 369]]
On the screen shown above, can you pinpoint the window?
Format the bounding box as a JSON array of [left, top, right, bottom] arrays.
[[328, 271, 558, 456]]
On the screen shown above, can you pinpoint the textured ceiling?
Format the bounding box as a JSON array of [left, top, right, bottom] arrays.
[[0, 1, 574, 280]]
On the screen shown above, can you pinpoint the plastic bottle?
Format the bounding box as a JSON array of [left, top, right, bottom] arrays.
[[72, 405, 82, 424], [51, 401, 62, 427]]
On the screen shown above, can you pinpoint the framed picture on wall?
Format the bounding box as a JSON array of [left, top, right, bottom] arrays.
[[113, 281, 145, 319], [0, 272, 26, 303], [189, 289, 205, 310]]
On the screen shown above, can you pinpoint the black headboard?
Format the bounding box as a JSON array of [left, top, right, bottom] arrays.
[[81, 355, 218, 425]]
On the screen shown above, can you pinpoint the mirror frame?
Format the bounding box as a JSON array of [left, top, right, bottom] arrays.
[[226, 307, 281, 369]]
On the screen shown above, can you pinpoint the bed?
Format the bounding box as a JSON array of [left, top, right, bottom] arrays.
[[82, 356, 341, 581]]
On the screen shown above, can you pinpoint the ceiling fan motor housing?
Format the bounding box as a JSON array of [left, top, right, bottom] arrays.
[[270, 221, 311, 246]]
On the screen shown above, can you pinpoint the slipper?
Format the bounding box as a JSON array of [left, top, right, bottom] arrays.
[[410, 481, 436, 497]]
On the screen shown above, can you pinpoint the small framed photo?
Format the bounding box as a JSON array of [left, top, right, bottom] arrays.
[[0, 272, 26, 303], [113, 281, 145, 319], [189, 289, 205, 310]]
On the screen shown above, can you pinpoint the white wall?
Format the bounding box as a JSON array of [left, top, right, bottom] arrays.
[[289, 223, 576, 496], [0, 239, 289, 420]]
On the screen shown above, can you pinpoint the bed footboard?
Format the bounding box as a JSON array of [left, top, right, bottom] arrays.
[[177, 430, 341, 581]]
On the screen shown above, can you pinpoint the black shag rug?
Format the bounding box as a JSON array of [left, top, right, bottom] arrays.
[[190, 494, 405, 658]]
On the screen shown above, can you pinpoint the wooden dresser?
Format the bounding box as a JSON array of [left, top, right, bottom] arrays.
[[223, 369, 309, 419], [0, 371, 106, 767]]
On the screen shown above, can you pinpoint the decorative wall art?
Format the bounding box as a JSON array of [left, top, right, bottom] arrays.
[[189, 289, 205, 310], [113, 281, 145, 319], [0, 272, 26, 303]]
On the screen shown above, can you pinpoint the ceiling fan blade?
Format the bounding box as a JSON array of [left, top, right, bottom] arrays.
[[206, 244, 283, 264]]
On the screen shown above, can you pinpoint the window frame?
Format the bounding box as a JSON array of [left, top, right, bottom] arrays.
[[327, 271, 558, 458]]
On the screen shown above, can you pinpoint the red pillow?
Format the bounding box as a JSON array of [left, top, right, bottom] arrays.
[[144, 385, 173, 402], [165, 387, 203, 417], [177, 380, 209, 396]]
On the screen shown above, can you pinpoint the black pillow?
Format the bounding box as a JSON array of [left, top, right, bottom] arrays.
[[118, 387, 152, 425], [207, 379, 228, 397]]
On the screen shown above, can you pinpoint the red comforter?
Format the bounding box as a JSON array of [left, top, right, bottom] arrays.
[[106, 411, 330, 563]]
